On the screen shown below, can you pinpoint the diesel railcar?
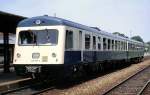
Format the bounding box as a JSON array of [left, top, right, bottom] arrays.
[[13, 16, 144, 78]]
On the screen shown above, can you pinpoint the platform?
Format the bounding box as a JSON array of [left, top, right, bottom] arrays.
[[0, 68, 19, 83], [0, 66, 31, 92]]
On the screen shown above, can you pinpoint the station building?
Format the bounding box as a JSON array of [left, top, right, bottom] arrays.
[[0, 11, 26, 72], [0, 33, 15, 63]]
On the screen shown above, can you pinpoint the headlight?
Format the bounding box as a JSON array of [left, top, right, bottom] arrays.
[[32, 53, 40, 59], [17, 53, 21, 58], [52, 53, 56, 57]]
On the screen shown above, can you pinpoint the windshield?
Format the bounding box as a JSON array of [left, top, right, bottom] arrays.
[[18, 29, 58, 46]]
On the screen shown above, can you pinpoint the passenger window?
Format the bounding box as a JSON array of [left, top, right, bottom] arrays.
[[121, 42, 123, 50], [125, 42, 126, 50], [103, 38, 107, 50], [98, 37, 101, 50], [112, 40, 114, 50], [108, 39, 111, 50], [129, 43, 132, 51], [128, 43, 130, 51], [93, 36, 96, 50], [124, 42, 126, 50], [126, 42, 127, 50], [131, 44, 133, 50], [65, 30, 73, 49], [79, 31, 82, 49], [85, 34, 91, 49], [118, 41, 121, 51], [115, 41, 117, 51]]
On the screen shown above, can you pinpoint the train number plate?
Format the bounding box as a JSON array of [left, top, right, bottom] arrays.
[[26, 66, 41, 73], [42, 56, 48, 62], [32, 53, 40, 59]]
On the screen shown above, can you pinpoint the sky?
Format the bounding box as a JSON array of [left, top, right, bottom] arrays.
[[0, 0, 150, 42]]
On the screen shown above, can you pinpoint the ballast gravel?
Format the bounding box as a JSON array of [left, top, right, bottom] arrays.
[[42, 58, 150, 95]]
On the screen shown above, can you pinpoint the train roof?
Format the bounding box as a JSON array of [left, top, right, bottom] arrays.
[[18, 16, 143, 45], [18, 16, 101, 32]]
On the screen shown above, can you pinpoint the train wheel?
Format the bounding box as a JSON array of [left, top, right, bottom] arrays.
[[65, 64, 85, 81], [14, 66, 27, 77], [99, 63, 104, 72], [89, 63, 99, 75], [112, 61, 117, 70]]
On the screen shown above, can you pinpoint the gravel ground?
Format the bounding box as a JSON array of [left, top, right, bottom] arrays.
[[41, 58, 150, 95], [105, 66, 150, 95]]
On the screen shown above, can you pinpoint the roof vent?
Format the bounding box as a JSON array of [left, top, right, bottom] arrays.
[[44, 15, 48, 16], [91, 27, 101, 31]]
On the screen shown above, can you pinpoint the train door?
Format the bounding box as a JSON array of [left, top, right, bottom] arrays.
[[92, 33, 97, 62], [83, 31, 92, 62], [79, 31, 83, 62]]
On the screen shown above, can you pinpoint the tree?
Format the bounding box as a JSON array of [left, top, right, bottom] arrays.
[[131, 36, 144, 43], [146, 41, 150, 53], [113, 32, 128, 38], [147, 41, 150, 45]]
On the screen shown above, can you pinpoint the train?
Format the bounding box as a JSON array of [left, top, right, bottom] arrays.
[[13, 16, 145, 79]]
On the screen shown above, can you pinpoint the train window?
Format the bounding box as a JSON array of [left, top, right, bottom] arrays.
[[93, 36, 96, 50], [118, 41, 119, 50], [108, 39, 111, 50], [118, 41, 120, 50], [135, 44, 137, 51], [124, 42, 126, 50], [131, 44, 133, 50], [125, 42, 126, 50], [121, 42, 123, 50], [125, 42, 127, 50], [120, 42, 122, 50], [103, 38, 107, 50], [126, 42, 127, 50], [124, 42, 126, 51], [18, 29, 58, 46], [121, 41, 123, 50], [37, 30, 58, 45], [133, 44, 135, 50], [98, 37, 101, 50], [85, 34, 91, 49], [115, 40, 117, 51], [79, 31, 82, 49], [112, 40, 114, 51], [65, 30, 73, 49], [123, 42, 125, 50], [128, 43, 130, 51], [120, 41, 122, 50], [130, 43, 132, 51], [129, 43, 132, 51]]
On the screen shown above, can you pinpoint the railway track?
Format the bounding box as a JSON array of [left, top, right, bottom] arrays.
[[0, 79, 55, 95], [137, 80, 150, 95], [1, 57, 150, 95], [103, 65, 150, 95]]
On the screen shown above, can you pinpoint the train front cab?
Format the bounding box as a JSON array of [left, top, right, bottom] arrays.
[[13, 25, 66, 77]]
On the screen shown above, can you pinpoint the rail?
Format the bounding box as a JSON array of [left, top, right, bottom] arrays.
[[103, 65, 150, 95], [137, 80, 150, 95]]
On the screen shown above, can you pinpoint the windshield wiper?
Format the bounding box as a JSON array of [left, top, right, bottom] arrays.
[[33, 31, 37, 46], [45, 29, 50, 42]]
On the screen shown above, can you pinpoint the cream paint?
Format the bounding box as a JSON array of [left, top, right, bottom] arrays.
[[13, 25, 66, 65]]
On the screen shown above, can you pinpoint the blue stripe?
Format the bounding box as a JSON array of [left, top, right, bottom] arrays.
[[64, 51, 127, 64], [64, 51, 81, 64], [64, 51, 144, 64]]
